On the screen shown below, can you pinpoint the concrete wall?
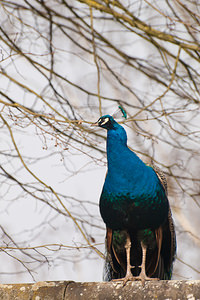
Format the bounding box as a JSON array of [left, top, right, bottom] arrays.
[[0, 280, 199, 299]]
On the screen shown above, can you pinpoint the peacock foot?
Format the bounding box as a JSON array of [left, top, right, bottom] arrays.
[[112, 267, 140, 286], [112, 274, 138, 286], [134, 271, 159, 286], [112, 270, 159, 286]]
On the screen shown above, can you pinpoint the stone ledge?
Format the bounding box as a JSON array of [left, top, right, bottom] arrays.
[[0, 280, 199, 299]]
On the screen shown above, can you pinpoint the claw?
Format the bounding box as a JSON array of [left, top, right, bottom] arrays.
[[112, 273, 138, 286], [112, 272, 159, 287], [135, 273, 159, 287]]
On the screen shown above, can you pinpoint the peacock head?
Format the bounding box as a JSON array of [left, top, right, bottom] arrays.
[[93, 114, 127, 144], [93, 115, 119, 130]]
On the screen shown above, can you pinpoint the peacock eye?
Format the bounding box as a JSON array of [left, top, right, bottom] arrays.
[[100, 117, 109, 125]]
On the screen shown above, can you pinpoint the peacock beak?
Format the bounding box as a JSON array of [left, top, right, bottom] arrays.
[[91, 120, 99, 126]]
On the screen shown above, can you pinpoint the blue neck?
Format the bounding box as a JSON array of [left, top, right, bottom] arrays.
[[106, 125, 145, 175]]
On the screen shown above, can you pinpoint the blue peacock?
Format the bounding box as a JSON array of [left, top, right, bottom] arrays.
[[93, 115, 176, 285]]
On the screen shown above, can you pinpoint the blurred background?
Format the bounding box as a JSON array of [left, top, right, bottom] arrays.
[[0, 0, 200, 283]]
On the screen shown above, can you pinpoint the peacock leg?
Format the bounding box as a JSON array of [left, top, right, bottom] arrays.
[[112, 233, 136, 285], [136, 241, 159, 286]]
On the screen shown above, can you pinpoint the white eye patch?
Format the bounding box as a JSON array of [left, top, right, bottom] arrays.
[[100, 117, 109, 125]]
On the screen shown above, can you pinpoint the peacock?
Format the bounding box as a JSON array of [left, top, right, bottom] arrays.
[[93, 115, 176, 285]]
